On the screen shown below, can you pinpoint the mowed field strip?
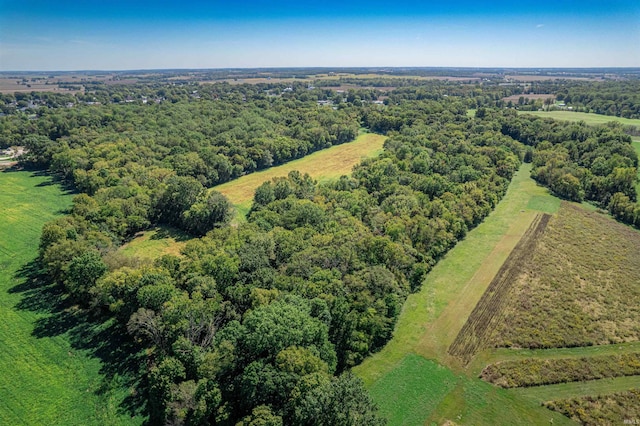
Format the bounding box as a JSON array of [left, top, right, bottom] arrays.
[[213, 133, 386, 210], [518, 110, 640, 127], [469, 341, 640, 376], [0, 170, 140, 425], [513, 375, 640, 404], [354, 163, 574, 425]]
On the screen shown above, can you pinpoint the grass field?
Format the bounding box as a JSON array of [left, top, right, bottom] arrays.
[[448, 213, 551, 364], [354, 163, 575, 425], [518, 110, 640, 127], [119, 226, 190, 260], [213, 133, 386, 217], [633, 137, 640, 197], [368, 355, 458, 425], [514, 376, 640, 403], [490, 203, 640, 349], [469, 341, 640, 376], [0, 170, 141, 425]]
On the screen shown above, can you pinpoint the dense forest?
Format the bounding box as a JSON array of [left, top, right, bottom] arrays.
[[1, 77, 638, 424]]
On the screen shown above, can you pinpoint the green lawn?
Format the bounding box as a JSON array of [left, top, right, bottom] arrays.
[[517, 110, 640, 127], [470, 342, 640, 376], [368, 355, 457, 426], [0, 170, 142, 426], [354, 164, 574, 425]]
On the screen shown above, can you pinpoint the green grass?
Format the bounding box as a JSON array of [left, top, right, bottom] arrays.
[[119, 225, 191, 260], [633, 137, 640, 197], [514, 375, 640, 403], [0, 170, 141, 426], [526, 195, 561, 213], [213, 133, 386, 216], [368, 355, 457, 426], [368, 354, 574, 426], [517, 110, 640, 127], [470, 342, 640, 376], [427, 374, 574, 426]]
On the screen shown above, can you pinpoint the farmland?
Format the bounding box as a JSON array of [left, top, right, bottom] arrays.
[[490, 203, 640, 349], [448, 213, 551, 364], [2, 71, 639, 424], [0, 170, 141, 425], [356, 159, 640, 424], [518, 110, 640, 127]]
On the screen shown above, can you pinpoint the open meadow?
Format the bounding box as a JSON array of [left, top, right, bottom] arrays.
[[489, 203, 640, 349], [0, 170, 142, 425], [213, 132, 386, 209], [518, 110, 640, 127]]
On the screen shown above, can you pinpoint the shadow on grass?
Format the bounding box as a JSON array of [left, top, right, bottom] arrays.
[[150, 225, 192, 242], [3, 165, 77, 197], [10, 259, 148, 422]]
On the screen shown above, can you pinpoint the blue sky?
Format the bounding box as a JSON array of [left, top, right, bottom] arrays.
[[1, 0, 639, 70]]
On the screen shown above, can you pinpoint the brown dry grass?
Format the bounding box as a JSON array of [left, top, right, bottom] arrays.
[[212, 133, 386, 206], [490, 202, 640, 349], [448, 213, 551, 364]]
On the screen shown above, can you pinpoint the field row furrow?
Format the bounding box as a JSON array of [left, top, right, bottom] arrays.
[[448, 213, 551, 363]]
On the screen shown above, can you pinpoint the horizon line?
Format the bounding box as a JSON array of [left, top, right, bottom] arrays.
[[2, 66, 640, 74]]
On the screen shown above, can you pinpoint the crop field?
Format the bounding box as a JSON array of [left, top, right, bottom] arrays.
[[213, 132, 386, 216], [0, 170, 141, 425], [518, 110, 640, 127], [448, 213, 551, 364], [490, 203, 640, 349]]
